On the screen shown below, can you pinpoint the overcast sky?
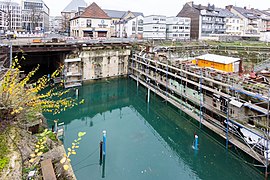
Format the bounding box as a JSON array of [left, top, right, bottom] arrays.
[[14, 0, 270, 16]]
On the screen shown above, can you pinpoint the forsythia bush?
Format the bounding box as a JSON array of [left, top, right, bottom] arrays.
[[0, 58, 83, 130]]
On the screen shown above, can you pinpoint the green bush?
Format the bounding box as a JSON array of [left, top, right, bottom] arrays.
[[0, 134, 10, 172]]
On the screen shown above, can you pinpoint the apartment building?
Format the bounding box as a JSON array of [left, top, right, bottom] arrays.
[[104, 10, 144, 38], [166, 16, 190, 40], [70, 2, 111, 38], [177, 2, 241, 40], [21, 0, 49, 32], [143, 15, 166, 39], [117, 15, 144, 38], [226, 6, 264, 37], [61, 0, 87, 33], [0, 1, 21, 32], [49, 16, 62, 32], [225, 13, 244, 35]]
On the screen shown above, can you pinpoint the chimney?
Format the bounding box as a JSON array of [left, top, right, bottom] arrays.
[[251, 8, 254, 11], [226, 5, 233, 11], [244, 6, 246, 10], [198, 4, 201, 9]]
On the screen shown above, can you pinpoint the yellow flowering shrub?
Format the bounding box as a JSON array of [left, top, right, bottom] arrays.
[[0, 58, 83, 129]]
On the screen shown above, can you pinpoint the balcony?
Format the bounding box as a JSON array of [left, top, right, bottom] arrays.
[[215, 20, 225, 25], [202, 20, 215, 24]]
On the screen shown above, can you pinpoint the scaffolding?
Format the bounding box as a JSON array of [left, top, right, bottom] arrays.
[[129, 50, 270, 178]]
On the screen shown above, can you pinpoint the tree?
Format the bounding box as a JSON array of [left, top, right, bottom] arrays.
[[28, 3, 42, 32], [61, 12, 70, 33]]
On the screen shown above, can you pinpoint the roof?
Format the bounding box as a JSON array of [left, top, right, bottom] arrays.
[[233, 6, 260, 20], [62, 0, 87, 13], [104, 9, 144, 19], [189, 3, 239, 18], [196, 54, 240, 64], [79, 2, 110, 19], [104, 9, 126, 18]]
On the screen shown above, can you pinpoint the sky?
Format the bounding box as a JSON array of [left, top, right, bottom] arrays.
[[14, 0, 270, 16]]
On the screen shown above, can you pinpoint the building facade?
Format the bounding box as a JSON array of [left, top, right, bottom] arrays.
[[115, 15, 144, 38], [177, 2, 241, 40], [21, 0, 49, 32], [0, 1, 21, 32], [143, 15, 166, 39], [226, 6, 264, 37], [49, 16, 62, 32], [225, 15, 244, 35], [166, 16, 190, 40], [70, 2, 111, 38], [61, 0, 87, 33], [104, 10, 144, 38]]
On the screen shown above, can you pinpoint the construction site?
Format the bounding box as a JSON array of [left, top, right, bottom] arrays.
[[128, 43, 270, 178]]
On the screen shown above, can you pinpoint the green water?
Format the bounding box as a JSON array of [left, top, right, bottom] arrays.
[[46, 78, 263, 180]]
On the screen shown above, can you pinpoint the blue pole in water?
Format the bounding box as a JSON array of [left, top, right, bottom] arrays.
[[102, 130, 106, 178], [103, 130, 106, 155], [194, 135, 198, 150]]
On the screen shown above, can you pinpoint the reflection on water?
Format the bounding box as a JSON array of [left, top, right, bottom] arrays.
[[45, 78, 263, 180]]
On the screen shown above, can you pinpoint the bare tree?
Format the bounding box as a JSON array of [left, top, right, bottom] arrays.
[[61, 13, 70, 33], [28, 4, 42, 32]]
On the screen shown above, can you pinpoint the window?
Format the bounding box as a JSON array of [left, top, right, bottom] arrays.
[[185, 27, 189, 29], [173, 34, 177, 37], [138, 27, 143, 31], [132, 27, 136, 31], [86, 19, 91, 27], [173, 26, 178, 29]]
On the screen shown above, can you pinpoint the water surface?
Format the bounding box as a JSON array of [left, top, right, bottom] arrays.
[[46, 78, 263, 180]]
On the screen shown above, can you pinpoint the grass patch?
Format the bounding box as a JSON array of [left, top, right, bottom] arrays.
[[0, 133, 10, 173]]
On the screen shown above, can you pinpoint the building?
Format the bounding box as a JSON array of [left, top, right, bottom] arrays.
[[104, 10, 144, 37], [49, 16, 62, 32], [116, 14, 144, 38], [166, 16, 190, 40], [61, 0, 87, 33], [177, 2, 241, 40], [226, 6, 263, 37], [103, 9, 125, 37], [193, 54, 241, 73], [0, 1, 21, 32], [21, 0, 50, 32], [225, 12, 244, 36], [143, 15, 166, 39], [70, 2, 111, 38]]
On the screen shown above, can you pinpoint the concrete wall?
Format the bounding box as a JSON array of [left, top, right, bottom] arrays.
[[79, 48, 131, 81]]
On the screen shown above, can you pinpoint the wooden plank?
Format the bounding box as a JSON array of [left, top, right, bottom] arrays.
[[41, 159, 57, 180]]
